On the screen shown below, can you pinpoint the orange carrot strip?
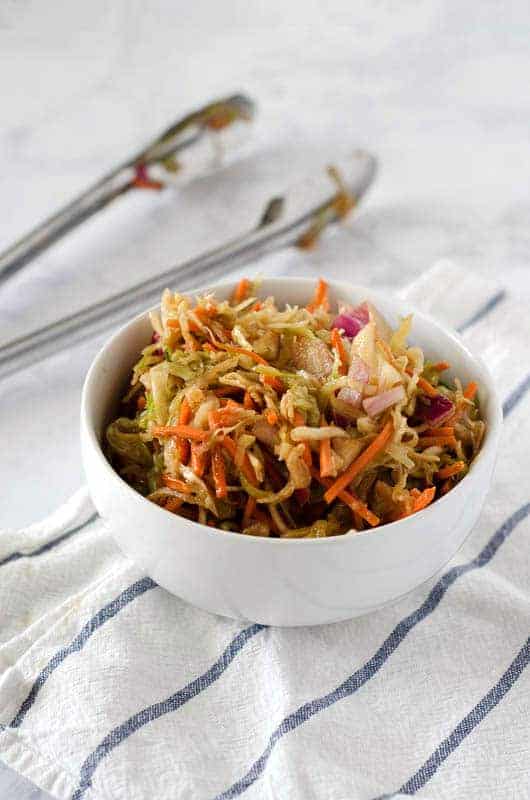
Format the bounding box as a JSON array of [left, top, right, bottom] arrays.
[[213, 386, 242, 397], [320, 436, 333, 477], [212, 446, 228, 499], [311, 467, 379, 527], [232, 278, 251, 303], [307, 278, 330, 312], [243, 391, 255, 410], [265, 410, 279, 426], [153, 425, 209, 441], [331, 328, 348, 375], [411, 486, 436, 513], [421, 426, 454, 437], [250, 301, 262, 312], [194, 304, 217, 322], [464, 381, 478, 400], [319, 415, 333, 478], [406, 368, 438, 398], [179, 397, 192, 425], [440, 479, 452, 495], [419, 436, 458, 448], [261, 374, 285, 393], [225, 398, 242, 409], [417, 377, 438, 398], [209, 407, 244, 429], [293, 411, 312, 465], [221, 436, 257, 486], [324, 421, 393, 504], [190, 442, 209, 477], [136, 395, 146, 411], [433, 361, 450, 371], [436, 461, 466, 480], [162, 475, 192, 493], [223, 345, 269, 365], [166, 319, 180, 330], [243, 497, 256, 528], [165, 498, 183, 513]]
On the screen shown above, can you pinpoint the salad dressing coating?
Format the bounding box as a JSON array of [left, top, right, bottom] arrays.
[[106, 279, 485, 537]]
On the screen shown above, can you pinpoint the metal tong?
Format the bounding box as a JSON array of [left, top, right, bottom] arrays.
[[0, 94, 255, 284], [0, 152, 377, 381]]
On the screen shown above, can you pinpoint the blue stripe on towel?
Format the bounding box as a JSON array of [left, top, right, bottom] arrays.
[[503, 371, 530, 418], [456, 290, 506, 333], [381, 636, 530, 797], [10, 576, 158, 729], [0, 513, 98, 568], [213, 502, 530, 800], [71, 623, 266, 800]]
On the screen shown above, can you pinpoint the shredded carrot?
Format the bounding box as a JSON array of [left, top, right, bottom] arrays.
[[464, 381, 478, 400], [419, 436, 458, 449], [242, 496, 256, 528], [179, 397, 192, 425], [293, 411, 312, 465], [441, 479, 452, 495], [324, 421, 393, 504], [320, 436, 332, 477], [421, 426, 454, 437], [411, 486, 436, 513], [194, 304, 217, 322], [233, 278, 251, 303], [405, 368, 438, 398], [190, 442, 209, 477], [250, 301, 262, 312], [162, 475, 192, 493], [152, 425, 209, 441], [136, 395, 146, 411], [202, 342, 217, 352], [436, 461, 466, 480], [243, 391, 254, 410], [311, 467, 379, 527], [307, 278, 330, 313], [433, 361, 450, 371], [331, 328, 348, 375], [213, 386, 242, 397], [261, 374, 284, 393], [166, 318, 180, 330], [164, 498, 183, 513], [208, 407, 243, 429], [319, 416, 333, 478], [212, 446, 228, 499], [265, 410, 279, 426], [417, 376, 438, 398], [225, 398, 242, 409], [223, 344, 269, 365], [221, 436, 257, 485]]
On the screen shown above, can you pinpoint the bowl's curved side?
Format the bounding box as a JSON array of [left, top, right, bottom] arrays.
[[81, 277, 502, 626]]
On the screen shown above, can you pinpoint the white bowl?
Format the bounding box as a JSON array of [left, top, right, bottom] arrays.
[[81, 278, 502, 626]]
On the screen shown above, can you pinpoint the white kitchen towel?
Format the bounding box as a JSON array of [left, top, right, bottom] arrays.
[[1, 262, 529, 800]]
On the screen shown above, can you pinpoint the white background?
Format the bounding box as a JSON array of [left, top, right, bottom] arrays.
[[1, 2, 530, 796]]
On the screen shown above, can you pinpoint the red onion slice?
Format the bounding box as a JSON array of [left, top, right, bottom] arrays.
[[416, 394, 454, 424], [332, 303, 370, 339], [362, 385, 406, 417]]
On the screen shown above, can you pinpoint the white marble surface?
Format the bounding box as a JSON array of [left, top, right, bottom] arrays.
[[1, 1, 530, 797]]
